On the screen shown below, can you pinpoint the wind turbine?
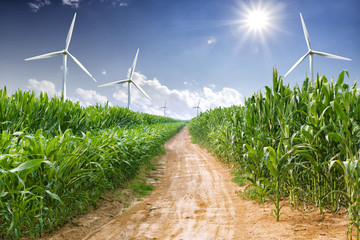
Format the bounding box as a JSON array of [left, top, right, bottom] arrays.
[[193, 98, 201, 116], [98, 49, 152, 108], [160, 100, 167, 117], [283, 13, 351, 81], [25, 13, 97, 100]]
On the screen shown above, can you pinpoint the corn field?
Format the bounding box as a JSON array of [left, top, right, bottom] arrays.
[[0, 88, 185, 239], [189, 68, 360, 239]]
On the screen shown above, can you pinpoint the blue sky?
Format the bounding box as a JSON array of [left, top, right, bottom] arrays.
[[0, 0, 359, 119]]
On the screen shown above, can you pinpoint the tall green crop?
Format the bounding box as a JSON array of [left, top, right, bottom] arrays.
[[0, 88, 185, 239], [189, 69, 359, 239], [0, 122, 185, 239], [0, 87, 177, 137]]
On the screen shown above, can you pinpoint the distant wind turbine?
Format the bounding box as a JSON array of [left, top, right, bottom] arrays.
[[98, 49, 152, 108], [160, 100, 167, 117], [25, 13, 97, 100], [193, 98, 201, 116], [283, 13, 351, 81]]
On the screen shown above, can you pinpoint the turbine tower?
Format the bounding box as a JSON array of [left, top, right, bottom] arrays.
[[193, 99, 201, 116], [283, 13, 351, 81], [160, 101, 167, 117], [25, 13, 97, 100], [98, 49, 152, 108]]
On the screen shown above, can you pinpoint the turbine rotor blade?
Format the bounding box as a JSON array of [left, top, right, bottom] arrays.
[[25, 50, 64, 61], [98, 79, 130, 87], [312, 50, 351, 61], [66, 13, 77, 51], [67, 52, 97, 82], [131, 80, 152, 101], [300, 13, 311, 50], [130, 48, 139, 79], [283, 52, 309, 79]]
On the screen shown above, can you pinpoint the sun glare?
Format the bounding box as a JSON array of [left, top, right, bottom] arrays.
[[229, 0, 285, 55], [245, 9, 269, 31]]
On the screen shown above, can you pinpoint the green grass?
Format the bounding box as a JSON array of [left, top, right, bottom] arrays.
[[244, 186, 262, 201], [127, 177, 155, 197], [231, 168, 247, 186]]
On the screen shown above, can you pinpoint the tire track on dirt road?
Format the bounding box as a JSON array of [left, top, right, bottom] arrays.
[[83, 126, 249, 240], [45, 126, 351, 239]]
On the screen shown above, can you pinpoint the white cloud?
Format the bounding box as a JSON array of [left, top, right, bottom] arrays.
[[60, 0, 128, 8], [207, 37, 217, 45], [99, 0, 128, 7], [27, 79, 60, 97], [26, 79, 111, 107], [62, 0, 80, 8], [183, 79, 198, 87], [26, 75, 243, 120], [209, 83, 216, 89], [28, 0, 51, 12], [112, 71, 244, 120], [74, 88, 112, 106]]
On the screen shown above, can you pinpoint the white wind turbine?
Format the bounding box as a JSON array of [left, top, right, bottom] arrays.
[[25, 13, 97, 100], [98, 49, 152, 108], [193, 98, 201, 116], [283, 13, 351, 81], [160, 100, 167, 117]]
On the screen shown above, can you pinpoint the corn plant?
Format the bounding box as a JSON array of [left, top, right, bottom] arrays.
[[264, 145, 294, 221], [189, 68, 359, 238], [0, 88, 185, 239]]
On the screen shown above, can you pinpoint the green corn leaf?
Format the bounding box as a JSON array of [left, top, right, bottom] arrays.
[[9, 159, 47, 173], [45, 190, 62, 203]]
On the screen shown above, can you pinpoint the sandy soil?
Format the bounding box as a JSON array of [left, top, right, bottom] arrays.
[[43, 126, 354, 240]]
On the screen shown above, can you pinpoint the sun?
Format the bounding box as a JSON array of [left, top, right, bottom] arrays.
[[230, 1, 285, 49], [225, 1, 285, 55], [232, 1, 283, 37], [245, 9, 269, 32]]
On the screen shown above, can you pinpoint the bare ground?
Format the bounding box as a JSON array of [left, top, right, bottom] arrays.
[[43, 126, 353, 240]]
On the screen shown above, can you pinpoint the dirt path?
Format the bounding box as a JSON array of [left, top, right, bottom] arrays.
[[46, 126, 352, 240]]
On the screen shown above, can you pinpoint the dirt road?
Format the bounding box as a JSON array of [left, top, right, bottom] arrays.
[[82, 126, 247, 239], [46, 126, 351, 240]]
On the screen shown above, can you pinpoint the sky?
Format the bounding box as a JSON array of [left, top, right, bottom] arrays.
[[0, 0, 359, 120]]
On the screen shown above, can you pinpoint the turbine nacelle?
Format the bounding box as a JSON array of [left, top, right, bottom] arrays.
[[193, 99, 201, 116], [98, 49, 152, 109], [25, 13, 96, 100], [283, 13, 351, 81], [160, 101, 167, 116]]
